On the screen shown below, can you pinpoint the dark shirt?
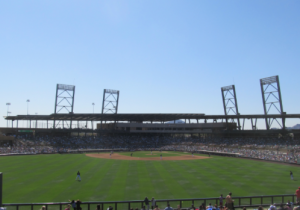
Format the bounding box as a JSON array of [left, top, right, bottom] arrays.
[[77, 172, 80, 175], [76, 201, 81, 209], [290, 172, 293, 175], [144, 198, 149, 205]]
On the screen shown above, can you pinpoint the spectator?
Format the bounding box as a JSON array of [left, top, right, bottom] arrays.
[[277, 204, 285, 210], [225, 193, 234, 210], [296, 188, 300, 203], [189, 204, 196, 210], [293, 202, 300, 210], [76, 199, 82, 210], [269, 203, 277, 210], [69, 200, 76, 210], [40, 206, 46, 210], [152, 198, 156, 209], [176, 205, 181, 210], [96, 205, 101, 210], [199, 203, 206, 210], [154, 205, 160, 210], [164, 204, 173, 210], [65, 204, 71, 210], [144, 197, 150, 210], [218, 194, 224, 207], [206, 203, 213, 210], [258, 206, 264, 210], [214, 204, 220, 210]]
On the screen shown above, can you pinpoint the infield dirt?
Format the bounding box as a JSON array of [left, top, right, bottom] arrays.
[[86, 153, 210, 161]]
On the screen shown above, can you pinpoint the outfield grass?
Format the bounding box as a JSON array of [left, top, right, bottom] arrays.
[[0, 152, 299, 210]]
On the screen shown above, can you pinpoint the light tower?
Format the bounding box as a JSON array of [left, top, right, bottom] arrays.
[[54, 84, 75, 129], [221, 85, 240, 130], [260, 75, 285, 130]]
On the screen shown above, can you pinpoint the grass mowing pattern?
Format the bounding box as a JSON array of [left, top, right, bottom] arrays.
[[0, 152, 299, 210]]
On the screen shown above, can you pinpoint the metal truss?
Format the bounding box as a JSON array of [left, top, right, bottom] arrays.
[[260, 75, 285, 130], [101, 89, 119, 114], [221, 85, 241, 130], [54, 84, 75, 129]]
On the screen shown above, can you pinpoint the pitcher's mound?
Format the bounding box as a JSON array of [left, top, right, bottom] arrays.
[[86, 153, 210, 161]]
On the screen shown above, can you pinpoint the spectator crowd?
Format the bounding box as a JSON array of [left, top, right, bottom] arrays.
[[0, 134, 300, 163]]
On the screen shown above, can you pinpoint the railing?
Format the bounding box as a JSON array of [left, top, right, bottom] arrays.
[[1, 194, 296, 210]]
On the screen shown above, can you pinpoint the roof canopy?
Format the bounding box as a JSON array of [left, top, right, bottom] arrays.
[[4, 113, 300, 122]]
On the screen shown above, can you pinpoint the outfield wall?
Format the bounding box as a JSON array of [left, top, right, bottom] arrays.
[[0, 149, 299, 166]]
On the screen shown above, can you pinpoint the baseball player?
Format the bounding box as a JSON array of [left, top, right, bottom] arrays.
[[160, 154, 162, 160], [291, 171, 294, 180], [76, 171, 81, 181]]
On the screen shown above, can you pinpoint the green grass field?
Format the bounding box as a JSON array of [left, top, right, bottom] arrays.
[[0, 151, 299, 210]]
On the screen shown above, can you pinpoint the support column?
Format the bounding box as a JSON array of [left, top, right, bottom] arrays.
[[77, 121, 79, 137], [0, 172, 2, 207]]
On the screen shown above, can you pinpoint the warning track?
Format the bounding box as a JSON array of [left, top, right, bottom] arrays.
[[86, 153, 210, 161]]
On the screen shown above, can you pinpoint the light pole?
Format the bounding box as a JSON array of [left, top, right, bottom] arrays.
[[92, 103, 95, 113], [26, 99, 30, 115], [7, 112, 11, 127], [26, 99, 30, 127], [35, 113, 38, 128], [6, 103, 11, 127]]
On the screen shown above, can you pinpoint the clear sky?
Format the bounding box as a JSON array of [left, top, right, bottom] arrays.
[[1, 0, 299, 129]]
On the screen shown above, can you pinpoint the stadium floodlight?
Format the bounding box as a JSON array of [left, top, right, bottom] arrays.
[[101, 89, 120, 114], [54, 84, 76, 129], [260, 75, 284, 130], [92, 103, 95, 113], [221, 85, 240, 130], [26, 99, 30, 115]]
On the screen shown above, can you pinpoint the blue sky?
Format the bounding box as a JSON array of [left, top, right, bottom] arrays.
[[1, 0, 299, 129]]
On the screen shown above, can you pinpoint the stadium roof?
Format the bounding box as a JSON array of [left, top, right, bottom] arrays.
[[4, 113, 300, 122]]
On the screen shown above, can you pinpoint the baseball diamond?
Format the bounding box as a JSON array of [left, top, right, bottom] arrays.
[[0, 151, 300, 210]]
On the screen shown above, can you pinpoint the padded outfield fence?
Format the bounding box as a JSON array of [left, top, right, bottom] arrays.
[[0, 172, 296, 210]]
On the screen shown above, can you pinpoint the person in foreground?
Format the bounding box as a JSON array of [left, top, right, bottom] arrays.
[[144, 197, 150, 210], [164, 203, 173, 210], [154, 205, 160, 210]]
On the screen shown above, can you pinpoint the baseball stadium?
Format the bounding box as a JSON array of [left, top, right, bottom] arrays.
[[1, 77, 300, 210]]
